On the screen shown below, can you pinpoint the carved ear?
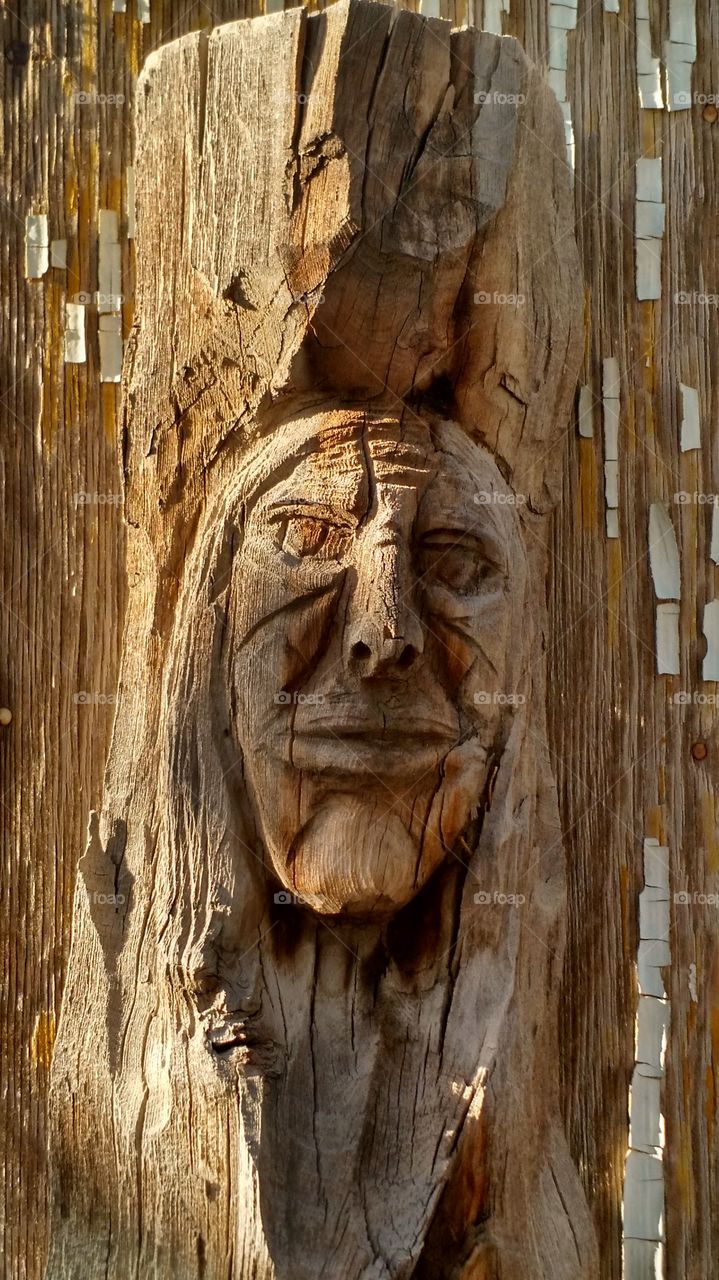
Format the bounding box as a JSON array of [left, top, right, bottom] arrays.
[[125, 1, 581, 534]]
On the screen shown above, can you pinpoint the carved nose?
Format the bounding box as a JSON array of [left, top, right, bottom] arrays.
[[349, 628, 423, 676], [346, 560, 424, 677]]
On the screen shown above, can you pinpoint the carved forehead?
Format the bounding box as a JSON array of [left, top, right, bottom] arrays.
[[236, 410, 514, 517]]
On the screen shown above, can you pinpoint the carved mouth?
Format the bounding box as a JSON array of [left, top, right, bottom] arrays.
[[287, 724, 457, 776], [295, 721, 457, 743]]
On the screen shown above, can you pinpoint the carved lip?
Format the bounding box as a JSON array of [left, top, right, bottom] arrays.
[[287, 721, 458, 775], [293, 717, 458, 742]]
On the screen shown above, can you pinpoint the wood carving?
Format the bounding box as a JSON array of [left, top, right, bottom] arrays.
[[46, 4, 597, 1277]]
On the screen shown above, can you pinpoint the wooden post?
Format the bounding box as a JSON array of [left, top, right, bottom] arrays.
[[46, 4, 594, 1276]]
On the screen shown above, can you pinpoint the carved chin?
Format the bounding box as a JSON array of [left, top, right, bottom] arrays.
[[273, 795, 445, 918]]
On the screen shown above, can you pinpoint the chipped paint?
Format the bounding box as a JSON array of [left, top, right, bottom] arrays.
[[50, 239, 67, 269], [25, 214, 49, 278], [636, 160, 664, 301], [636, 0, 664, 109], [578, 383, 593, 437], [679, 384, 701, 452], [603, 358, 620, 538], [701, 600, 719, 681], [710, 499, 719, 565], [622, 838, 669, 1278], [547, 1, 577, 172], [64, 303, 86, 364], [656, 603, 680, 675], [649, 504, 681, 601]]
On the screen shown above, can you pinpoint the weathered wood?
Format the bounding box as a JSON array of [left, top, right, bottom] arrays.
[[3, 1, 719, 1279], [45, 5, 593, 1276]]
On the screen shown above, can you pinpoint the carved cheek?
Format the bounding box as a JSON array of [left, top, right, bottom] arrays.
[[421, 583, 512, 691], [226, 537, 346, 727]]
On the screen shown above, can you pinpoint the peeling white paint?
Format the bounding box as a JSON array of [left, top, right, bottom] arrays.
[[137, 0, 151, 23], [99, 315, 123, 384], [679, 383, 701, 451], [635, 201, 666, 240], [547, 3, 576, 173], [603, 357, 621, 399], [549, 3, 578, 30], [560, 100, 575, 173], [50, 239, 67, 269], [623, 837, 669, 1278], [603, 0, 619, 11], [98, 210, 122, 314], [578, 384, 593, 438], [635, 0, 664, 110], [710, 499, 719, 565], [636, 239, 662, 301], [635, 161, 663, 300], [688, 964, 698, 1002], [656, 602, 680, 676], [64, 303, 86, 364], [636, 159, 663, 203], [604, 406, 620, 455], [636, 994, 668, 1073], [112, 0, 127, 11], [664, 44, 694, 110], [643, 840, 669, 893], [604, 460, 619, 510], [25, 214, 49, 279], [549, 28, 568, 69], [701, 599, 719, 681], [648, 503, 681, 601], [602, 360, 620, 537], [669, 0, 696, 43], [419, 0, 441, 15]]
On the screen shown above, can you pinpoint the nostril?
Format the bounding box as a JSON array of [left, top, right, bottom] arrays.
[[397, 644, 418, 670], [351, 641, 372, 662]]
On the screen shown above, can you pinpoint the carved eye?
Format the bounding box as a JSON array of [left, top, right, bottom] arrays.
[[282, 516, 350, 561], [417, 530, 501, 594]]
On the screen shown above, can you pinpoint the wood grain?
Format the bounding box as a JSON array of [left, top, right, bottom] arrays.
[[0, 0, 717, 1278]]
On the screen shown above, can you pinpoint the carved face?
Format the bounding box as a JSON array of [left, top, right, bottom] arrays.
[[226, 408, 527, 917]]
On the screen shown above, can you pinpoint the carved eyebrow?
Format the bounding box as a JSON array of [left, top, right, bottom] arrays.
[[264, 498, 358, 526], [418, 525, 508, 570]]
